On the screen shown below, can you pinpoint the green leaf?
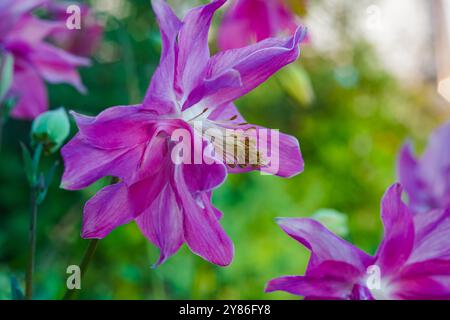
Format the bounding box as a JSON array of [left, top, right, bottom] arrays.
[[20, 142, 34, 186], [36, 162, 58, 205], [10, 276, 24, 300], [0, 53, 14, 103]]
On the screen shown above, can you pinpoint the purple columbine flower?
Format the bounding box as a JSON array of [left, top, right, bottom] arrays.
[[398, 122, 450, 213], [217, 0, 305, 50], [61, 0, 305, 266], [0, 0, 91, 119], [266, 184, 450, 300]]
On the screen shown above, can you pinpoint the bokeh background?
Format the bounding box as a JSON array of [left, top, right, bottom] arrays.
[[1, 0, 450, 299]]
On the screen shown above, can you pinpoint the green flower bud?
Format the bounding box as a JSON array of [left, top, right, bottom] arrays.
[[31, 107, 70, 153], [311, 209, 349, 238]]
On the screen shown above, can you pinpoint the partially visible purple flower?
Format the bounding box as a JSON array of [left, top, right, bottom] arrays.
[[0, 0, 91, 120], [47, 1, 103, 57], [398, 122, 450, 213], [266, 184, 450, 300], [61, 0, 305, 266], [218, 0, 305, 50]]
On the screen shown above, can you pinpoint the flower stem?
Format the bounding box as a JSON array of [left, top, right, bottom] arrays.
[[24, 144, 43, 300], [25, 184, 38, 300], [63, 239, 99, 300]]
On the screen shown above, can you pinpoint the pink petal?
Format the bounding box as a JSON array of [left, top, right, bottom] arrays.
[[208, 102, 246, 124], [173, 164, 234, 266], [135, 183, 184, 266], [82, 182, 134, 238], [9, 61, 47, 120], [30, 43, 90, 93], [199, 26, 305, 108], [265, 276, 352, 299], [276, 218, 372, 272], [408, 208, 450, 263], [71, 105, 156, 149], [60, 134, 146, 190], [375, 184, 415, 275], [176, 0, 226, 102], [142, 0, 182, 115]]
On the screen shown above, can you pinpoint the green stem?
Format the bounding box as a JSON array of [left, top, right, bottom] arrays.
[[62, 239, 99, 300], [0, 106, 4, 152], [24, 144, 43, 300], [25, 185, 38, 300]]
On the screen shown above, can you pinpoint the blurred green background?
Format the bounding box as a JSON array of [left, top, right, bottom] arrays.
[[1, 0, 449, 299]]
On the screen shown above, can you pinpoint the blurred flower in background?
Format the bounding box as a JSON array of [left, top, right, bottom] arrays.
[[0, 0, 100, 120], [398, 121, 450, 213], [217, 0, 307, 50], [47, 1, 104, 57]]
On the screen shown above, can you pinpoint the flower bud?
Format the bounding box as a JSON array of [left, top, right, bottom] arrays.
[[31, 107, 70, 153]]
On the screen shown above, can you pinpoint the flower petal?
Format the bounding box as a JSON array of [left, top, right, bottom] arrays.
[[82, 182, 134, 238], [199, 26, 305, 107], [265, 275, 352, 299], [208, 102, 246, 124], [173, 164, 233, 266], [60, 134, 146, 190], [71, 106, 156, 149], [135, 183, 184, 266], [276, 218, 372, 272], [30, 43, 90, 93], [176, 0, 226, 103], [143, 0, 182, 115], [9, 61, 47, 120], [375, 184, 415, 275], [397, 142, 429, 212], [408, 208, 450, 263]]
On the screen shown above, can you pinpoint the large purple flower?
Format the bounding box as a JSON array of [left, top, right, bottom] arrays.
[[266, 184, 450, 300], [398, 121, 450, 213], [61, 0, 305, 266], [218, 0, 303, 50], [0, 0, 90, 120]]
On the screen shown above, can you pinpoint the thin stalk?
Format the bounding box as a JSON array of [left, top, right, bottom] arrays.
[[25, 144, 43, 300], [25, 185, 38, 299], [62, 239, 99, 300]]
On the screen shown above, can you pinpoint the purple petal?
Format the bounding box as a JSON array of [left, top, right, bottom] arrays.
[[375, 184, 414, 275], [9, 61, 47, 120], [30, 43, 90, 93], [142, 0, 182, 115], [265, 275, 353, 299], [71, 106, 156, 149], [208, 102, 246, 124], [135, 183, 184, 266], [60, 135, 146, 190], [420, 122, 450, 209], [5, 14, 62, 44], [82, 182, 134, 238], [199, 26, 305, 107], [173, 164, 234, 266], [397, 142, 429, 212], [176, 0, 226, 103], [276, 218, 372, 272], [392, 275, 450, 300], [408, 208, 450, 263]]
